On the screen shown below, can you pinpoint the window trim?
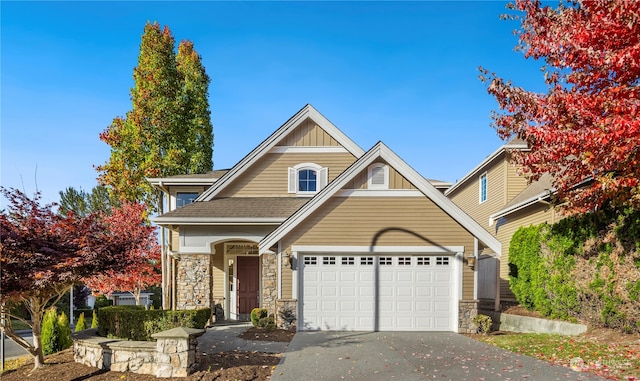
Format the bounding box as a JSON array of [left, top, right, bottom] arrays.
[[367, 163, 389, 189], [288, 163, 328, 195], [479, 172, 487, 204]]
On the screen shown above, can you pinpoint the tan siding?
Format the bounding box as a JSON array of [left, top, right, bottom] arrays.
[[505, 155, 529, 202], [280, 197, 477, 299], [494, 204, 556, 300], [277, 118, 340, 147], [219, 152, 356, 197], [281, 257, 292, 299], [170, 230, 179, 251], [212, 243, 225, 304], [449, 155, 507, 236], [346, 171, 368, 189]]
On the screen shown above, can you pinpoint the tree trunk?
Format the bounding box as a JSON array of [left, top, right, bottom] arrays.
[[30, 310, 45, 369]]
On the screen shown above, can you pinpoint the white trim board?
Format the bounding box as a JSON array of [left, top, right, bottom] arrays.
[[270, 146, 349, 154], [291, 245, 464, 253]]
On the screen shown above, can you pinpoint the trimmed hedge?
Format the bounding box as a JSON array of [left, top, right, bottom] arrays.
[[97, 306, 211, 341]]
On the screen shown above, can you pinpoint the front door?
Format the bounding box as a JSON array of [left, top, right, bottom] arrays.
[[236, 256, 259, 320]]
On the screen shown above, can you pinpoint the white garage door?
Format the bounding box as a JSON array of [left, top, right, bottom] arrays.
[[300, 254, 456, 331]]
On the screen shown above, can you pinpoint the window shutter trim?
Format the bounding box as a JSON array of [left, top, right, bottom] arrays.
[[288, 167, 296, 193]]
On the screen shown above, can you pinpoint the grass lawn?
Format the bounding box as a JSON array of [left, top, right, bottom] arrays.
[[474, 332, 640, 380], [9, 319, 31, 331]]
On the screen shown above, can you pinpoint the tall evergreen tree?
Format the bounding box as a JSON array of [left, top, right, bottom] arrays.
[[58, 185, 119, 216], [176, 40, 213, 174], [97, 22, 213, 211]]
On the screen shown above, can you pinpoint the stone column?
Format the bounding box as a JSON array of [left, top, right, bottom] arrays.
[[458, 299, 479, 333], [261, 253, 278, 314], [152, 327, 205, 378], [175, 254, 211, 310]]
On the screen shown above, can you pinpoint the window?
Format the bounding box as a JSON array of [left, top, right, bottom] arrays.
[[322, 256, 336, 265], [479, 172, 487, 203], [304, 256, 317, 265], [341, 257, 355, 265], [298, 169, 317, 192], [288, 163, 328, 195], [398, 257, 411, 265], [368, 163, 389, 189], [379, 257, 392, 265], [436, 256, 450, 266], [176, 192, 198, 208], [360, 257, 374, 265], [417, 257, 430, 266]]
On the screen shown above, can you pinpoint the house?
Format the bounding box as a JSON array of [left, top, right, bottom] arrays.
[[149, 104, 501, 332], [445, 140, 558, 307]]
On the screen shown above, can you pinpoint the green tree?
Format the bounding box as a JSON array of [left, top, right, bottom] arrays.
[[75, 312, 87, 332], [57, 311, 73, 350], [97, 22, 213, 212], [41, 308, 60, 356], [58, 185, 119, 216]]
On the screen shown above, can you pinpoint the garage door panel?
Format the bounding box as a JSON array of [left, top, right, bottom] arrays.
[[302, 254, 455, 332]]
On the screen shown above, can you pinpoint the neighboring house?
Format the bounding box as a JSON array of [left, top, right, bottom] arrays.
[[87, 292, 154, 308], [445, 140, 558, 306], [149, 104, 500, 333]]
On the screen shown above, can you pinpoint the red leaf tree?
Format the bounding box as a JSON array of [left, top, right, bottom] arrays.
[[84, 202, 161, 306], [480, 0, 640, 214], [0, 187, 154, 369]]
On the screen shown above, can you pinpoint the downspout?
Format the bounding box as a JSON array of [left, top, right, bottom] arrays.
[[158, 185, 167, 310]]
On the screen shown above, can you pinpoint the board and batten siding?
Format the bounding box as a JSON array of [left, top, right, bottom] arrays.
[[280, 196, 477, 300], [276, 118, 341, 147], [494, 203, 556, 300], [345, 160, 417, 190], [448, 156, 506, 236], [217, 152, 357, 197]]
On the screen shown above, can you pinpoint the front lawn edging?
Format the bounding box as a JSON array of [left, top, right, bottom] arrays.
[[480, 310, 587, 336], [73, 327, 204, 378]]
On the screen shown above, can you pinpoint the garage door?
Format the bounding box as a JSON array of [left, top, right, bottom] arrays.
[[300, 254, 456, 331]]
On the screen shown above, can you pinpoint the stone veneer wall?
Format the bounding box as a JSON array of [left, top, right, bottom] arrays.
[[261, 253, 278, 313], [458, 299, 479, 333], [276, 299, 297, 330], [73, 327, 204, 378], [176, 254, 212, 310]]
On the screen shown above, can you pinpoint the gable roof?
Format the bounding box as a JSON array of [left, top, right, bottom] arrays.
[[197, 104, 365, 202], [153, 197, 309, 225], [259, 141, 502, 255], [444, 138, 528, 196]]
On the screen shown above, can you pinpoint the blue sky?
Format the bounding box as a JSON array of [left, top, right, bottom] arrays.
[[2, 1, 546, 206]]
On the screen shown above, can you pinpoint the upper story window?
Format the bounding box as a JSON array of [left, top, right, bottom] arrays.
[[368, 163, 389, 189], [288, 163, 328, 195], [176, 192, 199, 208], [479, 172, 487, 203]]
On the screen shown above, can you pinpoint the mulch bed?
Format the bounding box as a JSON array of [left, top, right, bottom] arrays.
[[1, 327, 294, 381]]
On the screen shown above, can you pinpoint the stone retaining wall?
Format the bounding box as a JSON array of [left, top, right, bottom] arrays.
[[73, 327, 204, 378]]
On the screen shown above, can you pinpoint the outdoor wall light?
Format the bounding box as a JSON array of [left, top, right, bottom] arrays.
[[466, 253, 476, 270]]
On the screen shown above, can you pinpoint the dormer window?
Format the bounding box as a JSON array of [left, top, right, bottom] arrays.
[[288, 163, 328, 195], [368, 163, 389, 189]]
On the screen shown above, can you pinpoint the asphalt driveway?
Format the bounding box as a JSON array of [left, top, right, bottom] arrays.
[[270, 331, 607, 381]]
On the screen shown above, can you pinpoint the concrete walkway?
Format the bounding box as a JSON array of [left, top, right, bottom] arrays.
[[270, 331, 607, 381], [197, 322, 289, 354]]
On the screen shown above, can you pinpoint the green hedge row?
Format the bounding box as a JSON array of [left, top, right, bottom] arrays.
[[97, 306, 211, 341], [509, 207, 640, 332]]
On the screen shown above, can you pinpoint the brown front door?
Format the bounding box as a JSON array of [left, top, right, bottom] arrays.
[[237, 256, 259, 319]]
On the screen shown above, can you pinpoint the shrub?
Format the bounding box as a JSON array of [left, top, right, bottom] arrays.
[[93, 295, 113, 309], [472, 314, 492, 334], [509, 225, 545, 310], [258, 316, 276, 330], [97, 306, 211, 341], [250, 308, 268, 327], [75, 312, 87, 332], [57, 312, 73, 350], [41, 307, 60, 356], [91, 309, 98, 328]]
